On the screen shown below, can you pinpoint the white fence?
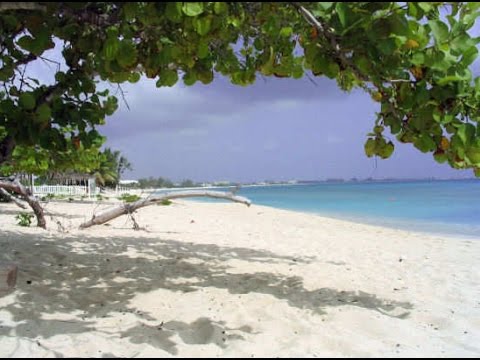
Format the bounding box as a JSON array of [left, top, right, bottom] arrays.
[[33, 185, 91, 197], [115, 185, 132, 195], [31, 184, 138, 199]]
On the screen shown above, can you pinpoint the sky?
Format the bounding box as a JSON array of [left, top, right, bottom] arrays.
[[25, 11, 480, 183], [99, 75, 473, 183]]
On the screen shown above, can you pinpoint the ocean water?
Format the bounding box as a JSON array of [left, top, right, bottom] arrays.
[[181, 180, 480, 239]]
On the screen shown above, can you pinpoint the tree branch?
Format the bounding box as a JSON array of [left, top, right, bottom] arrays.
[[291, 3, 369, 82], [14, 53, 38, 68], [79, 190, 252, 229], [0, 188, 28, 209], [0, 177, 46, 228]]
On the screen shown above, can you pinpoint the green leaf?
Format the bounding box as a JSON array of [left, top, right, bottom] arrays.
[[157, 69, 178, 87], [166, 2, 183, 22], [450, 33, 475, 53], [457, 123, 475, 145], [417, 3, 433, 13], [292, 66, 303, 79], [117, 42, 137, 68], [319, 3, 334, 11], [182, 2, 204, 17], [279, 27, 293, 38], [429, 20, 449, 44], [197, 41, 210, 59], [434, 152, 448, 163], [194, 16, 212, 36], [36, 104, 51, 122], [128, 73, 141, 83], [365, 138, 376, 157], [214, 2, 228, 14], [122, 2, 137, 20], [19, 93, 36, 110], [0, 66, 14, 81], [414, 134, 436, 153], [384, 115, 401, 134], [461, 46, 478, 67], [411, 52, 425, 65], [183, 71, 197, 86], [466, 146, 480, 165], [378, 38, 397, 55], [354, 55, 370, 74], [437, 70, 471, 86], [336, 2, 349, 27], [379, 141, 394, 159], [17, 28, 52, 56], [407, 3, 418, 18], [17, 36, 35, 53], [104, 36, 119, 61]]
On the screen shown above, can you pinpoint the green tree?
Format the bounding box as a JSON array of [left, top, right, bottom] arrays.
[[1, 2, 480, 227], [180, 179, 196, 188], [92, 148, 132, 187]]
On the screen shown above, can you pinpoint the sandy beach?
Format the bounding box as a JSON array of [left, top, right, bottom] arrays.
[[0, 199, 479, 357]]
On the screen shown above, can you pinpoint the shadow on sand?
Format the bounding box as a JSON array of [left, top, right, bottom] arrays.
[[0, 228, 413, 355]]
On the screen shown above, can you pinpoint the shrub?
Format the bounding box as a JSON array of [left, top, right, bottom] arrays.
[[15, 212, 34, 227], [119, 193, 141, 203]]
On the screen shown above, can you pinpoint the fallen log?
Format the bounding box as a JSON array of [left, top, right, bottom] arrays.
[[79, 190, 251, 229]]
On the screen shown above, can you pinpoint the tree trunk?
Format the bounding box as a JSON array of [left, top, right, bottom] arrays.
[[79, 190, 251, 229], [0, 136, 15, 165], [0, 178, 46, 229]]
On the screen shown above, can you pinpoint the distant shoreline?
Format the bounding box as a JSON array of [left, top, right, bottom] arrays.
[[120, 177, 478, 193]]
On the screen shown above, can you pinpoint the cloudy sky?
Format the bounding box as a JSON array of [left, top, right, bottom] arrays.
[[27, 17, 479, 184], [98, 74, 472, 183]]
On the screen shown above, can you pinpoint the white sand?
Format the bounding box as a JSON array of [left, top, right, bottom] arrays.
[[0, 199, 479, 357]]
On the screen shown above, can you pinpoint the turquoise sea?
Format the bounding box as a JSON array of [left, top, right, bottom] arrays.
[[187, 180, 480, 239]]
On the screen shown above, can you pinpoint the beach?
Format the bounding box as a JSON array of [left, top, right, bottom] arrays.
[[0, 199, 479, 357]]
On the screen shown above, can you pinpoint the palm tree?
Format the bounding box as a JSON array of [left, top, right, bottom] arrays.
[[91, 148, 132, 187]]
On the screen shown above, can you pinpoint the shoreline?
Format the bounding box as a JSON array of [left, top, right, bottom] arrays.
[[33, 192, 480, 240], [24, 185, 480, 241], [252, 205, 480, 241], [0, 200, 479, 357]]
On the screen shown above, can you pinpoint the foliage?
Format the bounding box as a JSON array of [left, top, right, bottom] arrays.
[[159, 199, 172, 206], [180, 179, 196, 188], [1, 2, 480, 177], [40, 193, 55, 201], [15, 212, 34, 227], [118, 193, 141, 203], [0, 138, 103, 177], [91, 148, 132, 187], [137, 177, 175, 189], [136, 177, 200, 189]]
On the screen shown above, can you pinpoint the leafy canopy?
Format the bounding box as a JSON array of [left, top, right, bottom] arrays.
[[1, 2, 480, 177]]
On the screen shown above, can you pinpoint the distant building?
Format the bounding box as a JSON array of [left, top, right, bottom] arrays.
[[119, 180, 139, 185]]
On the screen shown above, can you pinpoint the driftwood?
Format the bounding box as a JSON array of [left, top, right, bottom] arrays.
[[0, 178, 46, 228], [0, 188, 28, 209], [80, 190, 251, 229]]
